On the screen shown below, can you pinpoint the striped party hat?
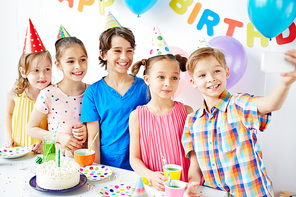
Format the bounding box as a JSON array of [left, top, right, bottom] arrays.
[[197, 36, 211, 49], [148, 25, 172, 58], [22, 18, 46, 54], [57, 25, 71, 40], [132, 177, 147, 197], [105, 11, 121, 30]]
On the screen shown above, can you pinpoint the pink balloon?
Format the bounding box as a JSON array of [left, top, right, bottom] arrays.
[[170, 46, 191, 98]]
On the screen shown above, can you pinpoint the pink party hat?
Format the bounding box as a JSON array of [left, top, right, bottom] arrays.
[[57, 25, 71, 40], [105, 11, 121, 30], [197, 36, 211, 49], [148, 25, 172, 58], [23, 19, 46, 54], [132, 177, 148, 197]]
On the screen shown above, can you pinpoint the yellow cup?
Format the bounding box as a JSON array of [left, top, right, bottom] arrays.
[[163, 164, 182, 180]]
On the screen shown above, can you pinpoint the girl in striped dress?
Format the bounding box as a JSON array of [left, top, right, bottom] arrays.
[[129, 54, 193, 191]]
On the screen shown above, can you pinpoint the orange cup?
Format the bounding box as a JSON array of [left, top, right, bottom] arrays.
[[74, 149, 95, 167]]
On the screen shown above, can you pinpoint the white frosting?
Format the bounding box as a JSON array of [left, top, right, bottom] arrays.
[[36, 160, 80, 190]]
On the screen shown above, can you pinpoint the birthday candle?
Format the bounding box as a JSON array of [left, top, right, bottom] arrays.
[[58, 149, 60, 167]]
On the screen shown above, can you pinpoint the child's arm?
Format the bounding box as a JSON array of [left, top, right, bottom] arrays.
[[129, 110, 167, 191], [185, 105, 194, 114], [3, 85, 17, 148], [27, 108, 82, 150], [257, 49, 296, 115], [86, 121, 100, 164], [185, 151, 204, 197]]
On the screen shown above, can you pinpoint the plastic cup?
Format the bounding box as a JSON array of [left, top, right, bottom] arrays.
[[164, 180, 186, 197], [42, 135, 56, 162], [163, 164, 182, 180], [74, 149, 95, 167]]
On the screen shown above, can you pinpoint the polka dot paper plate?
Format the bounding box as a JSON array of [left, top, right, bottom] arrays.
[[99, 184, 134, 197], [0, 146, 30, 158], [79, 165, 113, 181]]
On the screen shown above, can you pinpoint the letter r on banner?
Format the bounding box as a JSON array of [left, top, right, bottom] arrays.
[[196, 9, 220, 36]]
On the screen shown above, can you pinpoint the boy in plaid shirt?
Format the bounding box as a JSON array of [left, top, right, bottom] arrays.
[[182, 47, 296, 197]]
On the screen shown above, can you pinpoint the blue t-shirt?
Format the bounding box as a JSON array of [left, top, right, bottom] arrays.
[[81, 76, 149, 170]]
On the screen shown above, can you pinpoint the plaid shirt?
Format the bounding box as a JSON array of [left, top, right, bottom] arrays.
[[182, 90, 274, 197]]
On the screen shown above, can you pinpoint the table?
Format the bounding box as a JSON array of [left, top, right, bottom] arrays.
[[0, 152, 164, 197]]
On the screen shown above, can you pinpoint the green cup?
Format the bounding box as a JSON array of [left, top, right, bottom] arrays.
[[42, 135, 56, 162]]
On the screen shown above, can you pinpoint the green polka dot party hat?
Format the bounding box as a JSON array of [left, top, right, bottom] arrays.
[[148, 25, 172, 58]]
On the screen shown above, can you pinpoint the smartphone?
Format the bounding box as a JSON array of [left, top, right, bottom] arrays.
[[261, 52, 295, 73]]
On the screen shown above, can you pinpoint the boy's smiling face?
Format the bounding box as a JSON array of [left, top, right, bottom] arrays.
[[190, 55, 230, 106]]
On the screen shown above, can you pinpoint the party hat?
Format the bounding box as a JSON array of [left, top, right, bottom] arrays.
[[105, 11, 121, 30], [132, 177, 148, 197], [197, 36, 211, 49], [148, 25, 172, 58], [57, 25, 71, 40], [23, 19, 46, 54]]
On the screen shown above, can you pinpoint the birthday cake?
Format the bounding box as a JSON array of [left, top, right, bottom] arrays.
[[36, 160, 80, 190]]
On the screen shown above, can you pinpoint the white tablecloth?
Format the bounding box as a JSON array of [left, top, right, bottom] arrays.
[[0, 152, 164, 197]]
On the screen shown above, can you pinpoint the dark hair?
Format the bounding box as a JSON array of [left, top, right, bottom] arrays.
[[55, 37, 87, 62], [99, 27, 136, 70], [186, 47, 226, 76], [14, 51, 52, 96], [131, 54, 187, 76]]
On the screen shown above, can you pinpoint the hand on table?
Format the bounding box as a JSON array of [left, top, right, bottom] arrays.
[[185, 182, 204, 197], [30, 143, 43, 154], [148, 171, 168, 191], [2, 139, 16, 148]]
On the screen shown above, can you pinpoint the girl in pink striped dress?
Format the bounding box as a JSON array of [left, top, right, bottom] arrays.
[[129, 54, 193, 191]]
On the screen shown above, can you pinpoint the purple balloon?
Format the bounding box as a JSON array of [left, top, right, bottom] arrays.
[[209, 36, 247, 89]]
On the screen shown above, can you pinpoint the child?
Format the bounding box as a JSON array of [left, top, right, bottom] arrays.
[[81, 25, 150, 170], [27, 36, 88, 157], [3, 19, 51, 154], [182, 47, 296, 197], [129, 53, 193, 191]]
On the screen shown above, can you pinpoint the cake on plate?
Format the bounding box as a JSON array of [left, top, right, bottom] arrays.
[[36, 160, 80, 190]]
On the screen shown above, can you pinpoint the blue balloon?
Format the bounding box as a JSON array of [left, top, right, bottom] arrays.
[[122, 0, 158, 16], [248, 0, 296, 38]]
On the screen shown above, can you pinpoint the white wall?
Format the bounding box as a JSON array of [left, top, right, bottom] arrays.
[[0, 1, 295, 196]]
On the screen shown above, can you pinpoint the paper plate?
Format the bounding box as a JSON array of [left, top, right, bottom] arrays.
[[80, 165, 113, 181], [0, 146, 30, 158], [99, 184, 134, 197]]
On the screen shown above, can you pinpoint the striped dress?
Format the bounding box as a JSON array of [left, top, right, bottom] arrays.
[[137, 101, 190, 182]]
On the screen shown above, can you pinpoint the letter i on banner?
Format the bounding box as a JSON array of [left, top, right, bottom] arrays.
[[99, 0, 114, 15]]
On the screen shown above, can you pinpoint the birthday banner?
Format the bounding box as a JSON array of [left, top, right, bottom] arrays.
[[58, 0, 296, 48]]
